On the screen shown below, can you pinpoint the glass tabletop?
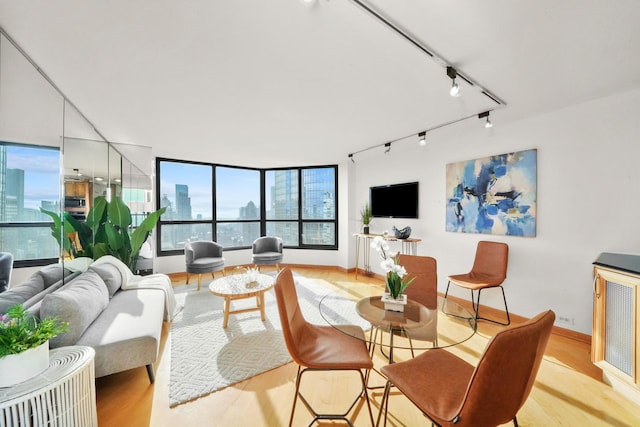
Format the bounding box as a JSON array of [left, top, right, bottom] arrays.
[[319, 287, 477, 351]]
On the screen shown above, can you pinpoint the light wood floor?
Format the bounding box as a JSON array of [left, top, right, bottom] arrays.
[[95, 267, 640, 426]]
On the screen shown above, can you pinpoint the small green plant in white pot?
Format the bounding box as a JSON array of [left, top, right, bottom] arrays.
[[0, 304, 68, 386]]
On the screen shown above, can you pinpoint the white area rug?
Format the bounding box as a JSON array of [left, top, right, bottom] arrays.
[[168, 274, 369, 407]]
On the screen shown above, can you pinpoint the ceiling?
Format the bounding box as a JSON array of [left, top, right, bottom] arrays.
[[1, 0, 640, 168]]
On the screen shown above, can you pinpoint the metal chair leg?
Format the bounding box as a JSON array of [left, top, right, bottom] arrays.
[[291, 366, 374, 427], [474, 287, 511, 326], [376, 380, 392, 427]]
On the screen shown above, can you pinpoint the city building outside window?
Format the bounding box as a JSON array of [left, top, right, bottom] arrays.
[[0, 142, 61, 264], [156, 158, 337, 254]]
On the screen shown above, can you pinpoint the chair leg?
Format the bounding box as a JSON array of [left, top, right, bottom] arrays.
[[186, 273, 190, 284], [474, 287, 511, 326], [443, 281, 510, 326], [288, 366, 303, 427], [292, 366, 374, 427], [376, 380, 392, 427], [197, 273, 202, 291], [442, 281, 467, 321], [513, 415, 519, 426]]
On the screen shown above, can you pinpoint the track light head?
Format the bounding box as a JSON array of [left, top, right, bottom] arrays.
[[447, 66, 460, 97], [479, 111, 493, 128], [384, 142, 391, 154], [348, 153, 355, 163], [418, 131, 427, 146]]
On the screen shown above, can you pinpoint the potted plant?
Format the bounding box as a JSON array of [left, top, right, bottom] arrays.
[[360, 203, 373, 234], [371, 233, 415, 312], [0, 304, 68, 386], [41, 195, 166, 273]]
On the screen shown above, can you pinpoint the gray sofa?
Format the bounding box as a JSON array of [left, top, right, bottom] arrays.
[[0, 260, 166, 383]]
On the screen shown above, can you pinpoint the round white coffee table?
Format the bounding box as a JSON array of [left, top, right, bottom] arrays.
[[209, 273, 275, 328]]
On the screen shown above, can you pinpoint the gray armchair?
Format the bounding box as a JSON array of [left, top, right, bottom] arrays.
[[185, 241, 225, 291], [0, 252, 13, 293], [251, 236, 283, 272]]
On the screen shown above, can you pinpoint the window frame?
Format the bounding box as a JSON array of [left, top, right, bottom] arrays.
[[0, 142, 63, 267], [155, 158, 338, 256]]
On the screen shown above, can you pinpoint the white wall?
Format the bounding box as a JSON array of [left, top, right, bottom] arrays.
[[348, 88, 640, 335]]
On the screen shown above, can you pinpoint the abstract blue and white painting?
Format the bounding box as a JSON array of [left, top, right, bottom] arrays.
[[446, 148, 537, 237]]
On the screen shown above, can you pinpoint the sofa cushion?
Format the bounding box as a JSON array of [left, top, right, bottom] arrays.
[[38, 264, 70, 288], [41, 270, 110, 348], [77, 288, 164, 378], [22, 271, 82, 317], [0, 264, 78, 314], [0, 274, 45, 314], [89, 263, 123, 298]]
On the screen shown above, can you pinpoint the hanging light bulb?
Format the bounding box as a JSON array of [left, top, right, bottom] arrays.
[[447, 66, 460, 97], [418, 132, 427, 146], [479, 111, 493, 129], [450, 80, 460, 97]]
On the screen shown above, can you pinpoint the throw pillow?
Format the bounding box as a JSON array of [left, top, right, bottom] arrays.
[[88, 263, 123, 298], [0, 274, 45, 314], [40, 270, 109, 348], [37, 264, 68, 287], [22, 271, 82, 317]]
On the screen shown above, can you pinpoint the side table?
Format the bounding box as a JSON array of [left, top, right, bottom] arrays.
[[353, 233, 422, 279], [0, 346, 97, 427]]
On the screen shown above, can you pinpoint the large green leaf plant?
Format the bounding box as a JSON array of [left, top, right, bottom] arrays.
[[41, 196, 166, 273]]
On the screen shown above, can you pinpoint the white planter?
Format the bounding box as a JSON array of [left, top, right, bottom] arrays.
[[381, 293, 408, 312], [0, 340, 50, 387]]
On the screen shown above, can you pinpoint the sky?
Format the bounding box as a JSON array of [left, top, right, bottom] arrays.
[[159, 161, 260, 220], [5, 144, 61, 210], [3, 145, 262, 219]]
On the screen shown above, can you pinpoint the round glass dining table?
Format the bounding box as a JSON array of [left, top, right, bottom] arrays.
[[319, 286, 477, 363]]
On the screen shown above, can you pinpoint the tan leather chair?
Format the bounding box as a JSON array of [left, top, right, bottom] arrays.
[[371, 255, 438, 360], [274, 268, 374, 427], [444, 240, 510, 325], [379, 310, 555, 427]]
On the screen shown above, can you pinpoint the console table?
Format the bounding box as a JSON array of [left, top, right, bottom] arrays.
[[353, 233, 422, 279], [0, 346, 97, 427]]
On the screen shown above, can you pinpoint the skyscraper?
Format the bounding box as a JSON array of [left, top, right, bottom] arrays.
[[175, 184, 192, 220]]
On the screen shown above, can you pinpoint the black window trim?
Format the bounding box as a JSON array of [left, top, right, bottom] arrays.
[[155, 158, 338, 257]]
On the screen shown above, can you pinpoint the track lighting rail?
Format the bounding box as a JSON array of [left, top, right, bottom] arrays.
[[348, 0, 506, 106]]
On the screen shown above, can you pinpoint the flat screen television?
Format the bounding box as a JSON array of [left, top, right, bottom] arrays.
[[370, 181, 419, 218]]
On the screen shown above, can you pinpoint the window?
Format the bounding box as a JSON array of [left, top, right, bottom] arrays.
[[266, 169, 299, 245], [157, 160, 213, 252], [215, 167, 261, 248], [301, 167, 336, 246], [156, 159, 337, 254], [0, 143, 61, 264]]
